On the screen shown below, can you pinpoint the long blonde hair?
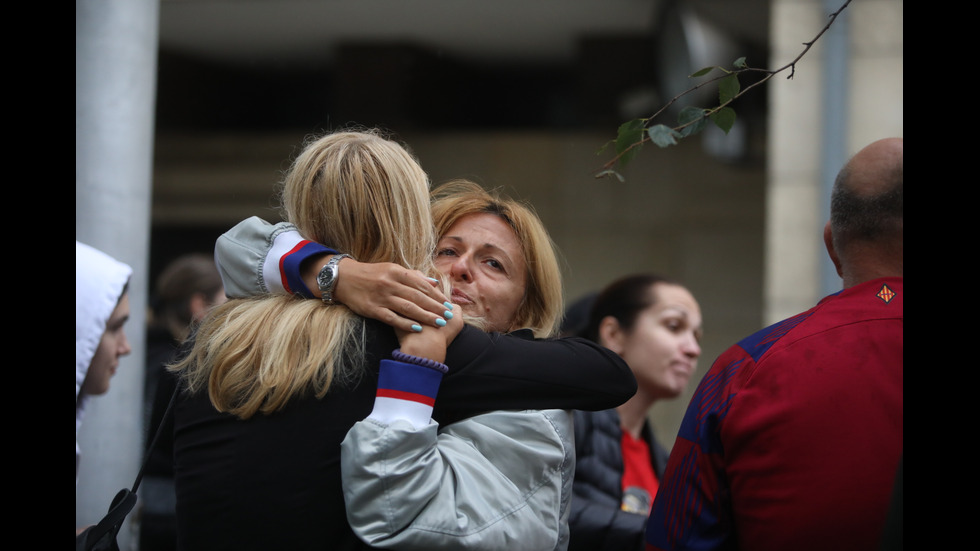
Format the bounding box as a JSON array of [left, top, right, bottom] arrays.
[[431, 180, 563, 338], [172, 130, 436, 419]]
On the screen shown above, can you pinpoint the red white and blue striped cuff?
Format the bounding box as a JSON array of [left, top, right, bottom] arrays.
[[369, 359, 443, 429], [262, 229, 335, 297]]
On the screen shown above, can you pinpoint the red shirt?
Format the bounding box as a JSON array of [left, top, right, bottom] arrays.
[[620, 430, 659, 515]]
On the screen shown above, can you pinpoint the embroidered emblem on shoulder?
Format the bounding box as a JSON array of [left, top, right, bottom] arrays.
[[876, 283, 896, 304]]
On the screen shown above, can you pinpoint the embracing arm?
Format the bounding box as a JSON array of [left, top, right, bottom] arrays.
[[214, 216, 453, 331], [433, 328, 637, 424], [214, 216, 332, 298]]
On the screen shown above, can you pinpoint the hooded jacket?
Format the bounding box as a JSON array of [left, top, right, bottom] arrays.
[[76, 241, 132, 480]]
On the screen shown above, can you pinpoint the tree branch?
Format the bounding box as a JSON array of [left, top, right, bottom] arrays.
[[596, 0, 852, 178]]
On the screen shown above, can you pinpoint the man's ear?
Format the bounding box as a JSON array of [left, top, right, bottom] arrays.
[[824, 221, 843, 278], [598, 316, 626, 355]]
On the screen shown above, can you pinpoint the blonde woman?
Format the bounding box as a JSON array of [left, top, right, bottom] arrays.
[[214, 180, 614, 550], [174, 130, 635, 550]]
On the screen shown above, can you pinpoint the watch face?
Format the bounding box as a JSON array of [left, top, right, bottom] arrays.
[[318, 266, 336, 287], [317, 255, 348, 300]]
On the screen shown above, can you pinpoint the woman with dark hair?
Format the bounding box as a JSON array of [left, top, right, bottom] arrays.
[[569, 274, 703, 551]]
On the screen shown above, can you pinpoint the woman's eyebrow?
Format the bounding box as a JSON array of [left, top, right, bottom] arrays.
[[477, 242, 515, 263], [439, 235, 516, 267]]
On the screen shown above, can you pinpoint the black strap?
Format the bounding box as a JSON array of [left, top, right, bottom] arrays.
[[77, 489, 137, 551], [78, 384, 180, 551], [132, 383, 179, 492]]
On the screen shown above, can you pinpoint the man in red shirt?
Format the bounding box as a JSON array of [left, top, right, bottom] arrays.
[[645, 137, 903, 551]]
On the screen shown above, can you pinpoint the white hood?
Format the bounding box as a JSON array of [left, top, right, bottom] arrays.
[[76, 241, 131, 476]]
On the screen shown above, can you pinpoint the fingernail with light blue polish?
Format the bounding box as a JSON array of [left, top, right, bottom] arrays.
[[411, 324, 422, 332], [444, 310, 454, 320], [444, 302, 453, 310], [427, 277, 440, 284], [435, 318, 447, 327]]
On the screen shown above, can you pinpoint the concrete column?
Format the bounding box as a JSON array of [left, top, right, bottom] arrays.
[[76, 1, 159, 548]]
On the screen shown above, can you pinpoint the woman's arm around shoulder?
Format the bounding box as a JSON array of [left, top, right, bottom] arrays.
[[214, 216, 453, 331], [215, 216, 334, 298], [434, 327, 637, 422]]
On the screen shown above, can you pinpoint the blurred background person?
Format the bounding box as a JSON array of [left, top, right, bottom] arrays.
[[76, 241, 133, 534], [141, 253, 225, 551], [569, 273, 703, 551], [77, 241, 134, 480], [144, 253, 226, 423]]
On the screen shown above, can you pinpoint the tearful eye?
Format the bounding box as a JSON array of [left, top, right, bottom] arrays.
[[486, 259, 504, 271], [436, 248, 459, 258]]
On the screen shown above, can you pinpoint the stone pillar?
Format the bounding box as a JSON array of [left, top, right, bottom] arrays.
[[76, 0, 159, 548]]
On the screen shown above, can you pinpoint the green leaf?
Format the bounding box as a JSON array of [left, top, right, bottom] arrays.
[[615, 119, 646, 165], [719, 74, 740, 104], [733, 57, 747, 68], [690, 66, 715, 78], [648, 124, 682, 148], [678, 107, 707, 137], [710, 107, 737, 134], [615, 119, 645, 152]]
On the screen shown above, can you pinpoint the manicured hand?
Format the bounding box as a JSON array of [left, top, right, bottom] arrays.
[[395, 303, 462, 364], [334, 258, 454, 333]]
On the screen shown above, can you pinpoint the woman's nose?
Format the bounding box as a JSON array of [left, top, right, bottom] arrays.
[[450, 256, 472, 282]]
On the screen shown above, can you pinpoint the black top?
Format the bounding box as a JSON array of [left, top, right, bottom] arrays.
[[174, 320, 636, 550]]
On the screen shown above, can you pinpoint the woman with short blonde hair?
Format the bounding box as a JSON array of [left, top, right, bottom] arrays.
[[431, 180, 562, 338]]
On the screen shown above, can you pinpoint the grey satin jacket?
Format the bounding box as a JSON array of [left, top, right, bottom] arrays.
[[342, 409, 574, 550]]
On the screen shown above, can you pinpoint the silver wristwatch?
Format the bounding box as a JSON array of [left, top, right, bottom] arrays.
[[316, 254, 352, 304]]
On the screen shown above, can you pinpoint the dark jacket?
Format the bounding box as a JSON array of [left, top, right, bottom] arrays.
[[569, 408, 669, 551]]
